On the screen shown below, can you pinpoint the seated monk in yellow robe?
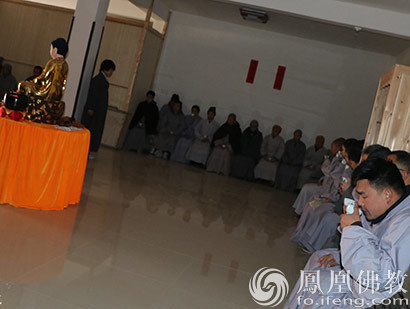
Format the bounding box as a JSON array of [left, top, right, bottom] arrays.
[[18, 38, 69, 102]]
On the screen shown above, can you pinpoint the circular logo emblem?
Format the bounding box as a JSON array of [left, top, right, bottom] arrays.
[[249, 267, 289, 307]]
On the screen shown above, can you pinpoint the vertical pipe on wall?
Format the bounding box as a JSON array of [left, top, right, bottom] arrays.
[[162, 10, 172, 35], [67, 16, 75, 43], [123, 0, 154, 111], [116, 0, 155, 148], [150, 11, 172, 90], [72, 22, 96, 117]]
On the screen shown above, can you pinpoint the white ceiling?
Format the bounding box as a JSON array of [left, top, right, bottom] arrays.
[[25, 0, 410, 56], [159, 0, 410, 56], [335, 0, 410, 14], [25, 0, 165, 31], [26, 0, 146, 19]]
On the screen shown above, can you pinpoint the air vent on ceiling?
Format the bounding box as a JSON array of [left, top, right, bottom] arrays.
[[240, 7, 269, 24]]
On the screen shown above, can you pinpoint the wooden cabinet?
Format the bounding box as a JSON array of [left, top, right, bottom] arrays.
[[365, 64, 410, 152]]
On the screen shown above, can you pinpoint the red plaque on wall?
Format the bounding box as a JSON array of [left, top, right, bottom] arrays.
[[274, 65, 286, 90], [246, 59, 259, 84]]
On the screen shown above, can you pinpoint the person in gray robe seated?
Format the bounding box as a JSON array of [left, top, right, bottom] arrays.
[[316, 142, 392, 249], [320, 139, 357, 201], [275, 129, 306, 192], [361, 144, 390, 161], [285, 158, 410, 309], [295, 139, 357, 215], [170, 105, 202, 163], [0, 63, 17, 98], [296, 135, 328, 189], [290, 140, 363, 254], [206, 113, 241, 176], [293, 143, 389, 255], [388, 150, 410, 192], [153, 100, 185, 160], [186, 107, 219, 165], [254, 125, 285, 183], [292, 138, 345, 214], [230, 120, 263, 180], [124, 90, 159, 153], [314, 144, 395, 252], [159, 93, 179, 118]]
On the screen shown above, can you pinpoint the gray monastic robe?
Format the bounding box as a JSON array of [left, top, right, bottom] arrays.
[[186, 119, 220, 165], [206, 136, 232, 175], [124, 122, 146, 153], [320, 162, 347, 201], [297, 145, 328, 189], [292, 154, 343, 215], [254, 135, 285, 182], [206, 122, 241, 175], [290, 168, 353, 253], [275, 139, 306, 192], [171, 114, 202, 163], [155, 110, 185, 153], [285, 193, 410, 308]]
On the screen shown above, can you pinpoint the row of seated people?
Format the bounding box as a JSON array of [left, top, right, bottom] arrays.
[[0, 61, 17, 98], [124, 91, 327, 191], [284, 144, 410, 308], [0, 61, 42, 98]]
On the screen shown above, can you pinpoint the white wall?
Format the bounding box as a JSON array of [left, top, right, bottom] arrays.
[[397, 47, 410, 66], [153, 11, 395, 147]]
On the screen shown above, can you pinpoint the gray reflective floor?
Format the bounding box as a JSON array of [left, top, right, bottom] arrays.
[[0, 147, 308, 308]]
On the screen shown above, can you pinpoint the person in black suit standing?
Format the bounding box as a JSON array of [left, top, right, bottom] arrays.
[[81, 59, 116, 159]]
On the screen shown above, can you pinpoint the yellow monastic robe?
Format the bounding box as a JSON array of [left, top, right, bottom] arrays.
[[18, 57, 68, 101]]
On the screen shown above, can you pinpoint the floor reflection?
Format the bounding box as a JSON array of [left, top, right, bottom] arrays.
[[0, 204, 78, 283], [0, 148, 309, 308]]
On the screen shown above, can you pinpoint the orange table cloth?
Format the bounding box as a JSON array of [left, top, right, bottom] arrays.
[[0, 117, 90, 210]]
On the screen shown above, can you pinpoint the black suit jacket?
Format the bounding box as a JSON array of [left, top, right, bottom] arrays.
[[81, 72, 109, 152]]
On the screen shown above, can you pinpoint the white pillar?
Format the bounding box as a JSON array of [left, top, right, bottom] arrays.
[[64, 0, 110, 118]]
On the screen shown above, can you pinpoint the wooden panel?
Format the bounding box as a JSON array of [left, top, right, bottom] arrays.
[[94, 20, 145, 146], [0, 0, 153, 149], [116, 30, 163, 148], [382, 73, 410, 151], [108, 85, 130, 112], [365, 83, 390, 146], [101, 109, 127, 147], [0, 1, 144, 113], [379, 65, 395, 89], [94, 20, 143, 110], [376, 66, 402, 146], [4, 0, 73, 14], [0, 1, 72, 81], [365, 64, 410, 152], [1, 60, 34, 86], [129, 30, 163, 110]]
